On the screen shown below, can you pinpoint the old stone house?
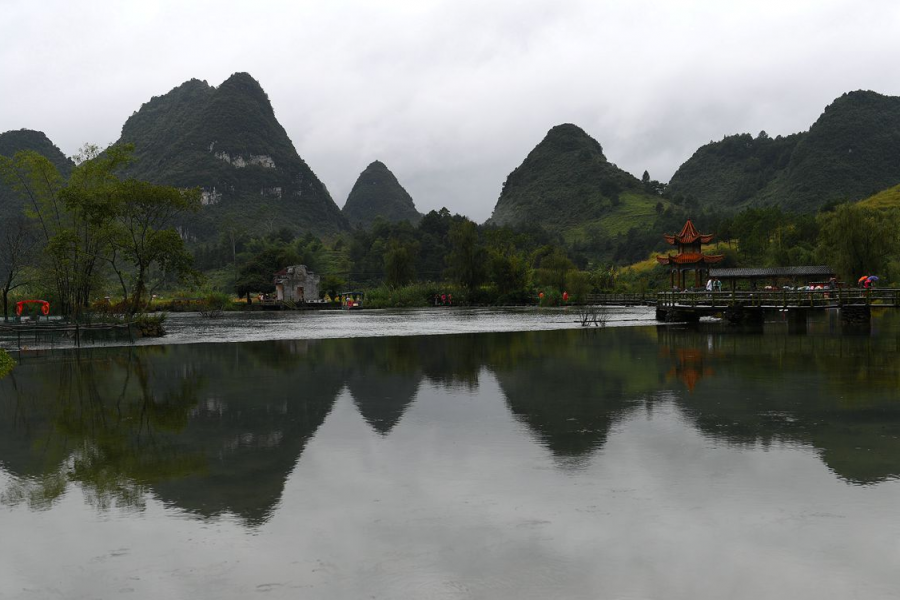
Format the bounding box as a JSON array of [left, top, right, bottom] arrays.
[[274, 265, 320, 302]]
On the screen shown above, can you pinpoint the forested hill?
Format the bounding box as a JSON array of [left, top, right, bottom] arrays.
[[342, 160, 422, 228], [0, 129, 74, 220], [668, 90, 900, 213], [115, 72, 349, 241], [487, 124, 669, 239]]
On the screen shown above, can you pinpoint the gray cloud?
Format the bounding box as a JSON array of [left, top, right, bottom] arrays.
[[2, 0, 899, 222]]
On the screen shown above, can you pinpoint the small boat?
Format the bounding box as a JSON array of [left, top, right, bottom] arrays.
[[340, 291, 364, 310]]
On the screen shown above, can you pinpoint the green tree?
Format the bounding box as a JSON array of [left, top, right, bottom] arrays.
[[535, 248, 574, 292], [567, 270, 592, 300], [0, 149, 69, 310], [108, 179, 201, 314], [383, 239, 418, 288], [235, 243, 299, 300], [489, 249, 529, 296], [54, 144, 133, 314], [0, 216, 37, 321], [816, 203, 898, 282], [445, 220, 487, 289], [2, 144, 200, 316]]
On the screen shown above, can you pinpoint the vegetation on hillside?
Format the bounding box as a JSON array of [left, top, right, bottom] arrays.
[[490, 124, 670, 232], [667, 131, 800, 210], [668, 91, 900, 213], [858, 184, 900, 211]]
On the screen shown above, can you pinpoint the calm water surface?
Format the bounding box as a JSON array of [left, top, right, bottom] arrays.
[[2, 311, 900, 599], [0, 306, 654, 351]]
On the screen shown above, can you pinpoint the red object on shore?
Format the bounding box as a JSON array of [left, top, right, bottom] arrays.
[[16, 299, 50, 316]]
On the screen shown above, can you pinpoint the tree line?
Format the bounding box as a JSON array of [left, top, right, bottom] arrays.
[[195, 207, 612, 305]]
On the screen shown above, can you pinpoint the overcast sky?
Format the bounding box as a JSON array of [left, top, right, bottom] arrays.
[[2, 0, 899, 222]]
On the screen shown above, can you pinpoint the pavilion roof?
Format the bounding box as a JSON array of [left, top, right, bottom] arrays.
[[664, 220, 715, 245], [657, 253, 725, 265]]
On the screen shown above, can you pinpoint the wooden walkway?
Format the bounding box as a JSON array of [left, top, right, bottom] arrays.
[[655, 288, 900, 310], [585, 288, 897, 325], [586, 289, 900, 309], [584, 293, 655, 306]]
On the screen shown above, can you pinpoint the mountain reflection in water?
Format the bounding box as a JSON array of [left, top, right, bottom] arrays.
[[2, 322, 900, 526]]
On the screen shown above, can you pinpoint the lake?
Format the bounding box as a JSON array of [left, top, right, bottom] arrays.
[[2, 309, 900, 599]]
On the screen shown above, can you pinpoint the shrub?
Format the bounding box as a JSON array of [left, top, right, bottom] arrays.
[[0, 349, 14, 379], [364, 283, 436, 308], [132, 313, 167, 337], [199, 291, 232, 318], [538, 290, 562, 307]]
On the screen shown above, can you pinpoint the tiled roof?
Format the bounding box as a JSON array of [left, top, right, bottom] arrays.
[[708, 266, 834, 279], [664, 220, 715, 245], [657, 253, 725, 265]]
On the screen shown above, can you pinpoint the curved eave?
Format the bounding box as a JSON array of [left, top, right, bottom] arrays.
[[658, 253, 725, 265]]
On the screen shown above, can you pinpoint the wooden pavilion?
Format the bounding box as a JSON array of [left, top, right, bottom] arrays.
[[656, 220, 724, 289]]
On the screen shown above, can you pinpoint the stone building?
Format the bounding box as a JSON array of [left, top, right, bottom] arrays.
[[274, 265, 320, 302]]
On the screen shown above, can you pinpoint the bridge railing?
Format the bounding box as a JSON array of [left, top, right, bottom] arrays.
[[583, 293, 652, 306], [655, 288, 899, 309]]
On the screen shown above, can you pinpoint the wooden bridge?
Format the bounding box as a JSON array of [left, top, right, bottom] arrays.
[[584, 293, 655, 306], [655, 288, 900, 310], [588, 288, 899, 325]]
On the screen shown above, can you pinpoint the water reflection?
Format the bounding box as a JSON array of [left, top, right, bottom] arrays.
[[2, 321, 900, 526], [494, 329, 657, 466], [0, 343, 344, 524], [657, 325, 900, 485], [0, 348, 206, 511]]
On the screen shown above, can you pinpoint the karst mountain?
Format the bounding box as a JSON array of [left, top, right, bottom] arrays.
[[488, 123, 667, 240], [114, 72, 349, 240], [342, 160, 422, 228]]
